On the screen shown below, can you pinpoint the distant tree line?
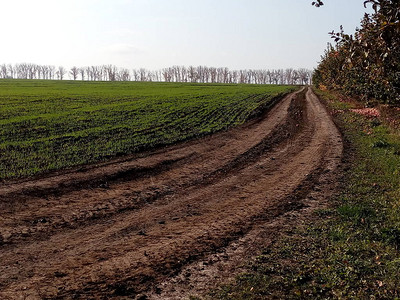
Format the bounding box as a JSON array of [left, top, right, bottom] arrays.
[[0, 63, 312, 85]]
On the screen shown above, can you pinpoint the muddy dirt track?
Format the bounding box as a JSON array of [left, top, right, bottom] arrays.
[[0, 87, 343, 299]]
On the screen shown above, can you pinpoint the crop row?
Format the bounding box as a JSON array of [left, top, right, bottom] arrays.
[[0, 80, 295, 179]]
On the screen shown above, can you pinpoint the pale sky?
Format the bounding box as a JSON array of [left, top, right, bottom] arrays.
[[0, 0, 370, 70]]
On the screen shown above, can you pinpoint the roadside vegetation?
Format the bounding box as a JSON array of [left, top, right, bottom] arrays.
[[206, 89, 400, 299], [313, 0, 399, 104], [0, 80, 295, 180]]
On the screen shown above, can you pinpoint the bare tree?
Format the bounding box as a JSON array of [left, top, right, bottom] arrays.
[[78, 68, 85, 80], [139, 68, 147, 82], [307, 69, 313, 85], [41, 65, 49, 79], [26, 63, 36, 79], [292, 70, 300, 84], [132, 69, 140, 81], [122, 69, 131, 81], [15, 63, 27, 79], [48, 66, 55, 79], [56, 66, 66, 80], [90, 66, 100, 81], [7, 64, 15, 79], [298, 68, 310, 85], [284, 68, 292, 84], [0, 64, 8, 78], [69, 66, 79, 80]]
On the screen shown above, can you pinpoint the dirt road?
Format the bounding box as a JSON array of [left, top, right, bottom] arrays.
[[0, 87, 343, 299]]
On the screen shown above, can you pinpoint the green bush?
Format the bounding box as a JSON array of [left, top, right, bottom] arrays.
[[313, 0, 400, 105]]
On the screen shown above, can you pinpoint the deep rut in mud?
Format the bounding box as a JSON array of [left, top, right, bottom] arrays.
[[0, 88, 343, 299]]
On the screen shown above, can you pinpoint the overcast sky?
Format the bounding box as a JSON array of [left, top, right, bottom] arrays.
[[0, 0, 370, 70]]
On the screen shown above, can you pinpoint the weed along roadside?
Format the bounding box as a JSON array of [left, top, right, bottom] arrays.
[[207, 89, 400, 299]]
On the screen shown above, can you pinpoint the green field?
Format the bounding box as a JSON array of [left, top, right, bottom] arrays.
[[0, 80, 295, 180]]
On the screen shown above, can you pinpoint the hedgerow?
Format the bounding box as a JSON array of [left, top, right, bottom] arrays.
[[313, 0, 399, 105]]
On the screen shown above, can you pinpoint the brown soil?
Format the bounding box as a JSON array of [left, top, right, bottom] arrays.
[[0, 87, 343, 299]]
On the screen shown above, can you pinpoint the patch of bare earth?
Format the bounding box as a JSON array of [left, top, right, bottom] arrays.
[[0, 87, 342, 299]]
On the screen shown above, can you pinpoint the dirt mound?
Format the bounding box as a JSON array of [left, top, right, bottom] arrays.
[[0, 88, 342, 299]]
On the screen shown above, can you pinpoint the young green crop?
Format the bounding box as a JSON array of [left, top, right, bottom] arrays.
[[0, 80, 295, 179]]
